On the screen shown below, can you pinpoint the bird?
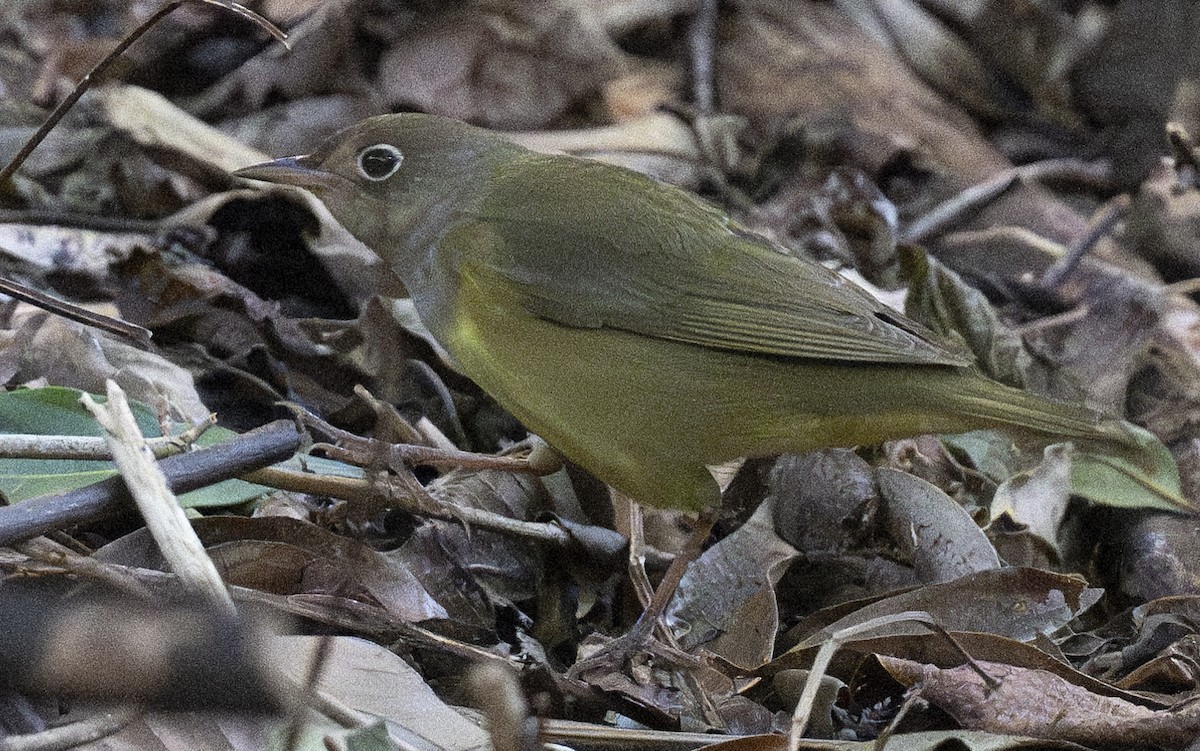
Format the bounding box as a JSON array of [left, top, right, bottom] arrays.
[[234, 113, 1187, 658]]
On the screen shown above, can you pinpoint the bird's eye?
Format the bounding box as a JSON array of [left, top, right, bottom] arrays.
[[356, 144, 404, 181]]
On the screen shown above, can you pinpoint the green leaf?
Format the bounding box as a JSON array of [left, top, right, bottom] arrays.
[[1068, 423, 1191, 513], [0, 384, 164, 435], [941, 429, 1018, 484], [0, 386, 268, 508]]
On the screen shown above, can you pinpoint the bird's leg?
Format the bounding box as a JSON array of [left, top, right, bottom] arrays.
[[568, 504, 718, 680], [627, 504, 718, 645]]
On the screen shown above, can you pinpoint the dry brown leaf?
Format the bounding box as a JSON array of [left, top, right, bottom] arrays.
[[99, 84, 270, 179], [379, 1, 622, 129], [669, 500, 798, 668], [785, 567, 1099, 652], [96, 516, 448, 624], [878, 467, 1000, 584], [6, 311, 209, 423], [269, 636, 492, 751], [880, 655, 1198, 748]]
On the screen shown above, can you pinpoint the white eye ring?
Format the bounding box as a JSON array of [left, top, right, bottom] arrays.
[[356, 144, 404, 181]]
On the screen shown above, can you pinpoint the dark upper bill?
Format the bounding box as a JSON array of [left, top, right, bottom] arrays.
[[233, 155, 338, 190]]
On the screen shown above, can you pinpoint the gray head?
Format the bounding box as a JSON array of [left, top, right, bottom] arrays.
[[234, 113, 523, 257]]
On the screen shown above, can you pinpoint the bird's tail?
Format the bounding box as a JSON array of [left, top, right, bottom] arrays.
[[946, 374, 1191, 513]]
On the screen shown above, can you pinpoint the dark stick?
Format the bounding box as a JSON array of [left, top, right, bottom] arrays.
[[0, 278, 153, 347], [1040, 194, 1131, 289], [0, 419, 301, 546]]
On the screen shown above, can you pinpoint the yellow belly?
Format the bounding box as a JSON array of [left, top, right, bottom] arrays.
[[440, 268, 985, 509], [446, 289, 713, 507]]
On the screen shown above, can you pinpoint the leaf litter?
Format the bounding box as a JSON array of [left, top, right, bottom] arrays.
[[3, 1, 1200, 749]]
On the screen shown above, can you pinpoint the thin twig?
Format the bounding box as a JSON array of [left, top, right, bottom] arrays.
[[242, 465, 576, 547], [902, 170, 1020, 244], [687, 0, 719, 113], [0, 705, 142, 750], [297, 405, 552, 475], [1165, 277, 1200, 296], [872, 690, 927, 751], [15, 536, 154, 598], [903, 158, 1112, 246], [81, 381, 234, 613], [0, 0, 285, 184], [0, 416, 214, 460], [1040, 194, 1131, 288], [0, 208, 163, 233], [0, 277, 152, 347], [1017, 157, 1112, 191], [280, 635, 334, 751], [787, 611, 997, 751], [0, 419, 301, 546], [1011, 304, 1090, 336]]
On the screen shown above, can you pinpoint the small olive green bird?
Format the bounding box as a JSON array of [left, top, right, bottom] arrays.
[[235, 114, 1187, 520]]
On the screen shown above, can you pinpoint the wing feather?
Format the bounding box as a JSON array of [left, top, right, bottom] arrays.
[[467, 156, 972, 367]]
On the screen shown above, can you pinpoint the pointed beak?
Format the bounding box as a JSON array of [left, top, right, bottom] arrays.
[[233, 155, 339, 190]]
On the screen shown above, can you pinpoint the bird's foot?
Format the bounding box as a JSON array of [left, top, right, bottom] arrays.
[[566, 624, 702, 687], [565, 621, 729, 729]]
